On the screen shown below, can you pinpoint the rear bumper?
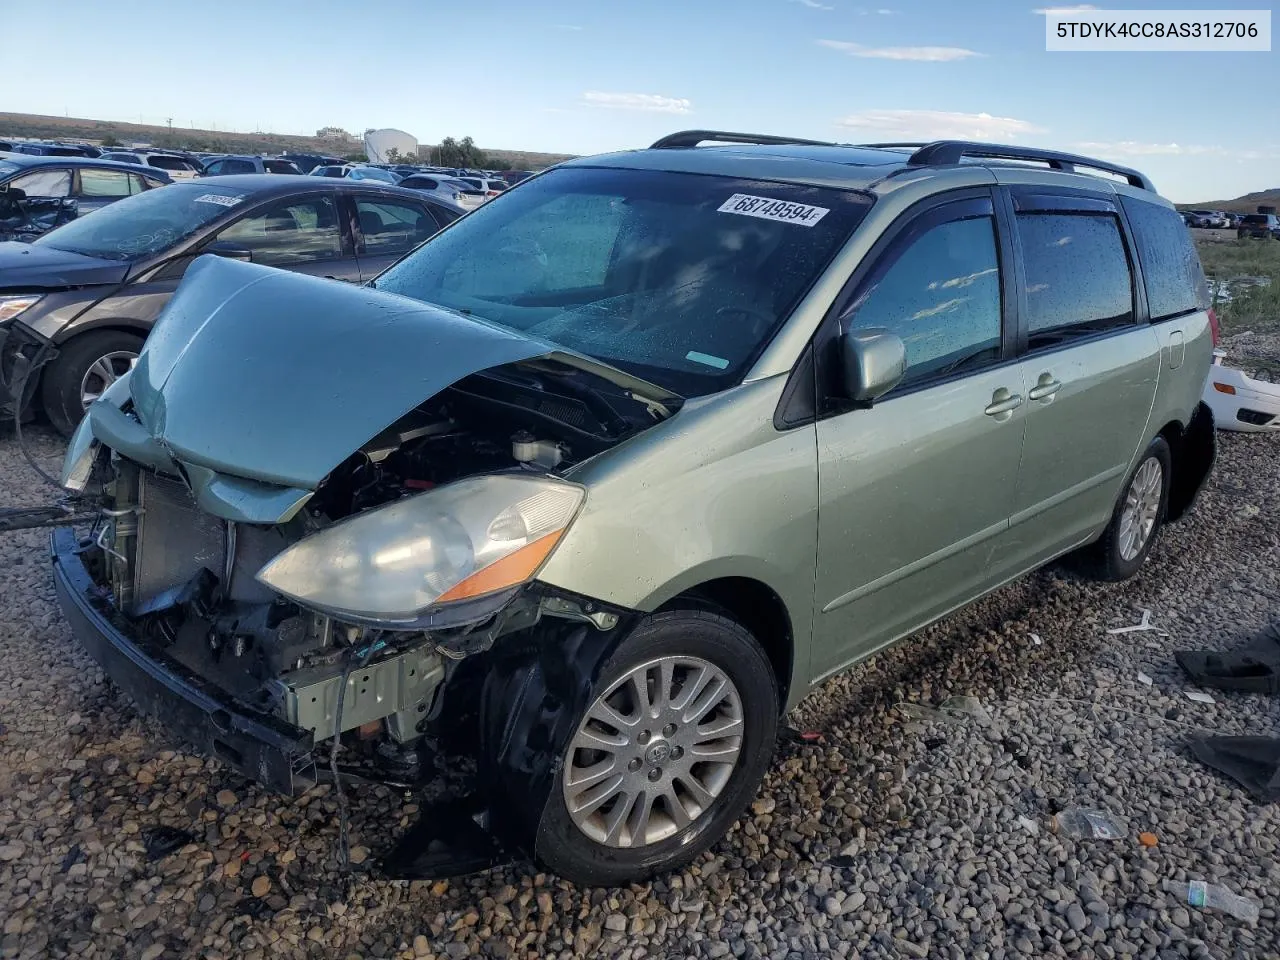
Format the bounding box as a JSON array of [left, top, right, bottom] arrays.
[[51, 526, 316, 794]]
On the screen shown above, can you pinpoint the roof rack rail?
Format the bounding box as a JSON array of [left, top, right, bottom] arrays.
[[650, 129, 835, 150], [875, 140, 1155, 192]]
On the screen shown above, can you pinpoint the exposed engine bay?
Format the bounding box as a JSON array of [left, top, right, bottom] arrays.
[[77, 360, 656, 787]]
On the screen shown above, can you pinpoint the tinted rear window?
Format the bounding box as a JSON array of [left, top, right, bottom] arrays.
[[264, 160, 301, 174], [1017, 212, 1134, 346], [1120, 196, 1208, 320], [1242, 215, 1270, 225]]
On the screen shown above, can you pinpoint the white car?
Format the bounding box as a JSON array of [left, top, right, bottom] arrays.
[[1204, 350, 1280, 432], [100, 151, 202, 181], [454, 176, 509, 201], [397, 173, 486, 210]]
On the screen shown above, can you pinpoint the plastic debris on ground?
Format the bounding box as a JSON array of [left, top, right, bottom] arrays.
[[895, 695, 991, 726], [1029, 633, 1043, 646], [1166, 879, 1260, 923], [1138, 832, 1159, 847], [1050, 807, 1127, 840], [1136, 671, 1154, 686], [1188, 735, 1280, 803], [1106, 609, 1167, 636], [1184, 689, 1216, 705], [1017, 815, 1040, 836], [1176, 621, 1280, 695], [142, 826, 196, 862]]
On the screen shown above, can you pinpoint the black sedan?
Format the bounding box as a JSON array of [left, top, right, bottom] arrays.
[[0, 154, 172, 242], [0, 176, 463, 433]]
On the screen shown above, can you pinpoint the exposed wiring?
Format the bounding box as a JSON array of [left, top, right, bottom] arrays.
[[330, 635, 379, 879]]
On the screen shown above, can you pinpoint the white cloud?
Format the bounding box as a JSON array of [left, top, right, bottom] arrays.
[[1075, 141, 1222, 157], [837, 108, 1046, 140], [582, 91, 693, 114], [790, 0, 835, 8], [818, 39, 983, 60], [1033, 4, 1098, 13], [556, 24, 584, 30], [877, 7, 895, 13]]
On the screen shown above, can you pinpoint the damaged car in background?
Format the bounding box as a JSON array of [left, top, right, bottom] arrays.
[[4, 131, 1217, 885]]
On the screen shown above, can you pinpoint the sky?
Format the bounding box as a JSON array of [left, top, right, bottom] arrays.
[[6, 0, 1278, 202]]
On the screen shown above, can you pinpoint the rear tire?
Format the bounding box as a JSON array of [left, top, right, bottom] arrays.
[[531, 610, 779, 886], [1077, 437, 1172, 582], [40, 331, 143, 437]]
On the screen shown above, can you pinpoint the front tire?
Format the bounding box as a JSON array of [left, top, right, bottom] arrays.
[[533, 610, 779, 885], [1079, 437, 1172, 581], [40, 331, 143, 437]]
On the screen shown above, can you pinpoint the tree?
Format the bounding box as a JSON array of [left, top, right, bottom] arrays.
[[100, 133, 121, 147], [434, 136, 488, 169], [383, 147, 405, 164]]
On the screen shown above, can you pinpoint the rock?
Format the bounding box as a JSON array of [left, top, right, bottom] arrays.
[[822, 896, 843, 917], [140, 945, 164, 960], [751, 798, 776, 815], [348, 846, 369, 865], [413, 934, 431, 957], [605, 913, 627, 932], [1066, 904, 1088, 932], [251, 876, 271, 898], [136, 768, 155, 785], [215, 790, 237, 808], [0, 843, 25, 862]]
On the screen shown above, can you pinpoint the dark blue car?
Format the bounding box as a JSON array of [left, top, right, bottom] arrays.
[[0, 153, 171, 242]]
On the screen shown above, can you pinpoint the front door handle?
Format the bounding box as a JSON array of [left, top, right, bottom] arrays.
[[1028, 375, 1062, 401], [984, 388, 1023, 419]]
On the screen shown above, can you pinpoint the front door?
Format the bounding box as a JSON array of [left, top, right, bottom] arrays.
[[812, 192, 1027, 679], [994, 191, 1163, 579]]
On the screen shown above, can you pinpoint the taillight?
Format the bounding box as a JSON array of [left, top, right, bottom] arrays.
[[1207, 307, 1221, 346]]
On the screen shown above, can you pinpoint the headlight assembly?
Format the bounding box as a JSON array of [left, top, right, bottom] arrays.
[[255, 474, 584, 627], [0, 295, 43, 325]]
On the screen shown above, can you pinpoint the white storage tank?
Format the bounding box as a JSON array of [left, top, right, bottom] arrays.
[[364, 129, 419, 163]]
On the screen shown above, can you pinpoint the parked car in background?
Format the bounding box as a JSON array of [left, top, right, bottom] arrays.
[[498, 169, 534, 184], [8, 142, 102, 158], [201, 156, 303, 176], [396, 173, 486, 209], [0, 176, 462, 432], [281, 153, 346, 174], [26, 132, 1215, 885], [0, 154, 170, 242], [1184, 209, 1228, 229], [100, 151, 202, 181], [454, 176, 509, 199], [1237, 213, 1280, 239], [308, 165, 403, 184]]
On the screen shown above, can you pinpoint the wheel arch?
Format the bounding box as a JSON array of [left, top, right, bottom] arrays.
[[653, 575, 797, 713], [1155, 402, 1216, 522]]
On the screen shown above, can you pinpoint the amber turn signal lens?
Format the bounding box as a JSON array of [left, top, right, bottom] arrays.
[[435, 530, 565, 604], [1212, 382, 1236, 395]]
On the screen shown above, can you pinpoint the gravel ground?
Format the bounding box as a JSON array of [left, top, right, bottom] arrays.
[[1, 356, 1278, 960]]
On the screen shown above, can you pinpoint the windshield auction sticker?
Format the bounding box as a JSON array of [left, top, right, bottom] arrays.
[[193, 194, 244, 206], [718, 194, 830, 227], [1045, 9, 1270, 51]]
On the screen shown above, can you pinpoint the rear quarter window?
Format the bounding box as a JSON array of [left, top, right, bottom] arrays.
[[1121, 196, 1209, 319]]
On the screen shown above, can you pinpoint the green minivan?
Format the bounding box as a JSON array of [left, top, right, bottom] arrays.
[[41, 131, 1216, 884]]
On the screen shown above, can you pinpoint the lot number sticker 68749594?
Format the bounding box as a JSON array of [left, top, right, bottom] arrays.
[[717, 194, 830, 227]]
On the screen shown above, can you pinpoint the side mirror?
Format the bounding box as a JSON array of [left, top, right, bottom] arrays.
[[203, 241, 253, 263], [839, 327, 906, 404]]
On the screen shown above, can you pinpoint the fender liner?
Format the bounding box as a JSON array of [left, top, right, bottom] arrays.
[[1166, 401, 1216, 523]]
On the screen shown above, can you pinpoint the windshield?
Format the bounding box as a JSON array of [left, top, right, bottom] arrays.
[[374, 166, 870, 395], [351, 167, 399, 183], [33, 182, 248, 260]]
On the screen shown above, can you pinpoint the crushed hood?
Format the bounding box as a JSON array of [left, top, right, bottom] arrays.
[[0, 240, 130, 289], [130, 256, 675, 490]]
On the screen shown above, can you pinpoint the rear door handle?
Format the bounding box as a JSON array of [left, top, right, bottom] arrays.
[[984, 389, 1023, 418], [1028, 376, 1062, 401]]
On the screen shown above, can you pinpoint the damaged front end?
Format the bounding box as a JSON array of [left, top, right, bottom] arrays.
[[52, 257, 671, 865]]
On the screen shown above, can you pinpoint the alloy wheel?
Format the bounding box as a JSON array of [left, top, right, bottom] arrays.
[[561, 656, 745, 848], [1118, 457, 1163, 561], [80, 351, 139, 409]]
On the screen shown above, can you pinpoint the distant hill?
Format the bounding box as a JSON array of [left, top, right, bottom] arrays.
[[1179, 187, 1280, 213], [0, 111, 575, 170]]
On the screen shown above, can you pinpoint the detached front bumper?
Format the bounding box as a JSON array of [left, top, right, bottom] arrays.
[[51, 527, 317, 794]]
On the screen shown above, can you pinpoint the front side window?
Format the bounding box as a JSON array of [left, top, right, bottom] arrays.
[[375, 166, 870, 395], [78, 167, 134, 198], [11, 168, 71, 198], [147, 155, 195, 172], [215, 196, 343, 265], [356, 198, 438, 255], [845, 215, 1002, 389], [1017, 212, 1133, 347], [264, 159, 301, 175], [1120, 196, 1208, 320], [224, 159, 256, 174]]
